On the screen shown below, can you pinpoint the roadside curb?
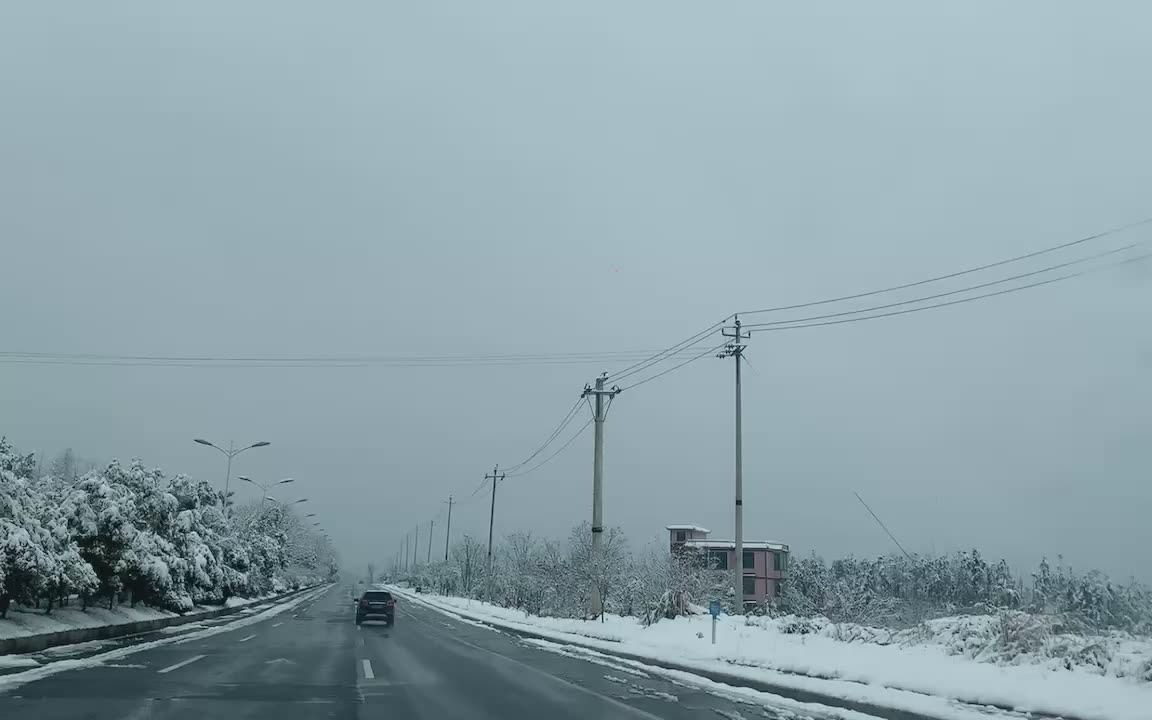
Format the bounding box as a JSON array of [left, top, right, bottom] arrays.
[[389, 587, 1056, 720], [0, 584, 322, 656]]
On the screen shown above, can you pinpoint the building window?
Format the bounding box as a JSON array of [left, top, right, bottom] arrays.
[[772, 551, 787, 572], [708, 550, 728, 570], [743, 550, 755, 569], [742, 575, 756, 597], [675, 531, 686, 542]]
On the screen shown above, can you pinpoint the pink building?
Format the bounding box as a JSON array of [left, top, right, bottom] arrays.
[[667, 524, 789, 607]]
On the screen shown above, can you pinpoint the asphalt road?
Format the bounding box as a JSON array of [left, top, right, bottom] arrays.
[[0, 585, 832, 719]]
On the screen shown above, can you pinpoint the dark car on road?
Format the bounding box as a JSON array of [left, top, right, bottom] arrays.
[[355, 590, 395, 626]]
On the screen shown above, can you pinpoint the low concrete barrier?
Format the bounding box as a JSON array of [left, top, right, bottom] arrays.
[[0, 584, 320, 655]]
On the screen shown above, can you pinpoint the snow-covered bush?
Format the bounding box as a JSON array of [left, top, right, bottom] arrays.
[[398, 523, 726, 623], [777, 550, 1151, 637]]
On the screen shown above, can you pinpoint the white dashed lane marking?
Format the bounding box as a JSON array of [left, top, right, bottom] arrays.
[[238, 634, 257, 643], [157, 654, 206, 674], [361, 659, 375, 680], [272, 622, 284, 628]]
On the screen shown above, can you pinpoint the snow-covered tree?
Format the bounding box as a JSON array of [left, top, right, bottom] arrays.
[[568, 521, 629, 621], [2, 437, 334, 618], [1, 437, 97, 615]]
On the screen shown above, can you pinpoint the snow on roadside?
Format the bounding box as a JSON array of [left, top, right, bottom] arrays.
[[0, 585, 330, 693], [0, 593, 276, 640], [525, 638, 897, 720], [390, 587, 1152, 720], [0, 656, 39, 670]]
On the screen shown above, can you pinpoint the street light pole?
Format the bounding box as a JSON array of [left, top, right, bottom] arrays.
[[224, 441, 234, 505], [193, 438, 270, 511], [238, 476, 293, 507]]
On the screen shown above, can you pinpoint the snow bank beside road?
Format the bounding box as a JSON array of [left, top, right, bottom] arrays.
[[1, 604, 175, 640], [0, 593, 278, 641], [391, 587, 1152, 720]]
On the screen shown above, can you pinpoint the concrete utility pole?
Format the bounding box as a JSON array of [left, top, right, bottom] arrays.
[[403, 534, 408, 572], [581, 372, 621, 617], [718, 316, 750, 610], [427, 519, 434, 564], [413, 524, 419, 570], [443, 496, 454, 562], [484, 465, 504, 601]]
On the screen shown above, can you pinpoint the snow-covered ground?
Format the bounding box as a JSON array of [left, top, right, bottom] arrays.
[[389, 587, 1152, 720], [0, 594, 275, 641]]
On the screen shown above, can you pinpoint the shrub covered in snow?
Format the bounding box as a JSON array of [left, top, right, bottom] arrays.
[[0, 436, 338, 618], [398, 525, 728, 623], [778, 550, 1152, 636]]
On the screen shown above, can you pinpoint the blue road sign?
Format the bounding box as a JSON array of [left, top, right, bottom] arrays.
[[709, 600, 721, 617]]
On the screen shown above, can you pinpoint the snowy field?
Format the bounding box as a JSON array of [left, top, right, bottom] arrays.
[[389, 587, 1152, 720]]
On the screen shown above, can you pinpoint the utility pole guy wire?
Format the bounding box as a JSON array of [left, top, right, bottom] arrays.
[[853, 491, 913, 560]]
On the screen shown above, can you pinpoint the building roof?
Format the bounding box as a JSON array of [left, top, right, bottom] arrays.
[[682, 539, 789, 552], [666, 524, 710, 533]]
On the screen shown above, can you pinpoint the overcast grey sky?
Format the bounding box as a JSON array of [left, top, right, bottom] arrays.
[[2, 2, 1149, 579]]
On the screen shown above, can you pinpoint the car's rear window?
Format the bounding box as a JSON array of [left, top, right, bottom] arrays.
[[363, 591, 393, 601]]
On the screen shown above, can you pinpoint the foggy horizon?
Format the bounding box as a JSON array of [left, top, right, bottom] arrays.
[[3, 1, 1149, 585]]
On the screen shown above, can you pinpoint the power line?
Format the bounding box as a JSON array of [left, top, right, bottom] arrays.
[[502, 398, 585, 474], [617, 340, 731, 392], [605, 318, 730, 383], [468, 476, 491, 500], [746, 251, 1152, 332], [738, 216, 1152, 316], [0, 349, 718, 369], [0, 349, 699, 362], [744, 242, 1146, 329], [506, 417, 593, 478]]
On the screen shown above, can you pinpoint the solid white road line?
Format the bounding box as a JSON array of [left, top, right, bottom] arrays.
[[157, 654, 206, 674], [361, 659, 375, 680], [238, 634, 257, 643], [272, 622, 284, 628]]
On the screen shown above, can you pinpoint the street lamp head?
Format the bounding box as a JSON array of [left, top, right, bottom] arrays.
[[193, 438, 214, 447], [250, 441, 271, 448], [278, 478, 295, 484], [237, 476, 253, 484], [294, 498, 308, 504], [306, 513, 317, 517], [265, 496, 277, 502]]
